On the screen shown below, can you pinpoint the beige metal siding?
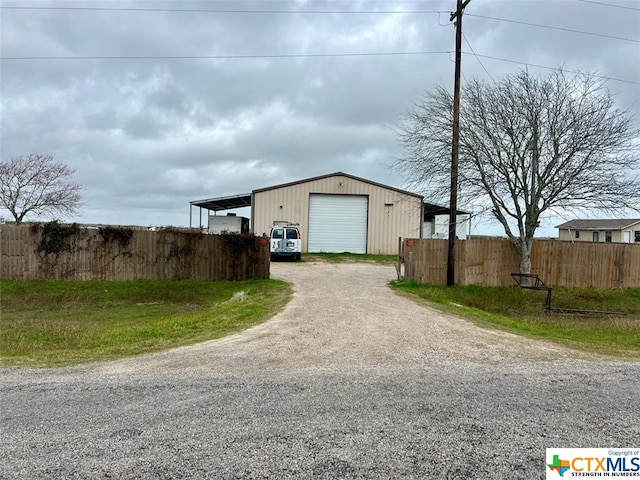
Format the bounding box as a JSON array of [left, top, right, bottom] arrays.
[[253, 175, 422, 254]]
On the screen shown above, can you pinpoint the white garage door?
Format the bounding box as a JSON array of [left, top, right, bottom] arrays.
[[308, 194, 368, 253]]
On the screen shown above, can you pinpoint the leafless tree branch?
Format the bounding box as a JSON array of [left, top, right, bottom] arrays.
[[393, 69, 639, 273], [0, 153, 83, 224]]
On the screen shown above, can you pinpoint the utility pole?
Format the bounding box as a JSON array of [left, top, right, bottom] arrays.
[[447, 0, 470, 287]]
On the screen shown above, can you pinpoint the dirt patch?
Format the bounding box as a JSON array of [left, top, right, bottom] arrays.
[[90, 261, 593, 376]]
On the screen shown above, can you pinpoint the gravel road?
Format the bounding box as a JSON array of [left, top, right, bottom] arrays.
[[1, 261, 639, 479]]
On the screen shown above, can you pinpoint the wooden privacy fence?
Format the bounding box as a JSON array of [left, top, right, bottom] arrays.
[[402, 238, 640, 288], [0, 223, 270, 281]]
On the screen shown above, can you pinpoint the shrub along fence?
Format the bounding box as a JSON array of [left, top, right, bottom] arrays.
[[402, 237, 640, 288], [0, 223, 269, 281]]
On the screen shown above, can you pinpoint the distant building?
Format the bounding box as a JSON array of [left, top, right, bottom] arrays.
[[190, 172, 467, 255], [192, 172, 423, 254], [556, 219, 640, 243], [422, 203, 469, 240]]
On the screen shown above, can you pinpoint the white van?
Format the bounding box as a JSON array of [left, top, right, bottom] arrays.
[[268, 224, 302, 261]]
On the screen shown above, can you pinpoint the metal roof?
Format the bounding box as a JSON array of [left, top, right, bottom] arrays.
[[189, 175, 474, 222], [555, 219, 640, 230], [190, 193, 252, 212], [423, 202, 469, 219], [252, 171, 424, 200], [190, 172, 427, 213]]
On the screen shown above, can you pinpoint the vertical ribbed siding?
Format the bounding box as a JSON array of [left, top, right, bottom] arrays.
[[308, 194, 368, 253], [253, 175, 422, 254]]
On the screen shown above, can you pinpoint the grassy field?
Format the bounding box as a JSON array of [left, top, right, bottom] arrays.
[[0, 279, 291, 367], [391, 280, 640, 358], [4, 257, 638, 367]]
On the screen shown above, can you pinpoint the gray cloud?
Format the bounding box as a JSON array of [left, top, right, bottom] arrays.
[[1, 0, 638, 235]]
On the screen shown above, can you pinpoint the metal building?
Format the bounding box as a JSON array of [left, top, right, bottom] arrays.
[[191, 172, 424, 255]]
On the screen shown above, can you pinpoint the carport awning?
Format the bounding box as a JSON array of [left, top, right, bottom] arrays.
[[424, 202, 469, 220], [190, 193, 252, 212]]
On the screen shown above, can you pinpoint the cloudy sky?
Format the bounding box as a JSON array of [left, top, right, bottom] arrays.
[[1, 0, 639, 236]]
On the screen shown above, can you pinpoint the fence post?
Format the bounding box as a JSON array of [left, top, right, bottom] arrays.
[[404, 238, 417, 280], [397, 237, 403, 280]]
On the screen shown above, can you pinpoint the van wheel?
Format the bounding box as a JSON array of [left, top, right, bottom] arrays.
[[295, 254, 301, 261]]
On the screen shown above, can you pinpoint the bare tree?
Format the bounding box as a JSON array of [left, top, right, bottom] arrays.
[[395, 69, 639, 274], [0, 153, 83, 225]]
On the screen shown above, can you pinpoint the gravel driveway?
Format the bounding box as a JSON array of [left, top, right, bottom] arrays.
[[1, 261, 639, 479]]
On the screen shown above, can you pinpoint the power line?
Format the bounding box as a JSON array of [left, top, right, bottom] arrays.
[[463, 33, 495, 82], [578, 0, 640, 11], [0, 50, 451, 61], [466, 13, 640, 43], [1, 5, 636, 47], [1, 49, 637, 85], [467, 53, 640, 85], [2, 4, 636, 44], [0, 5, 445, 14]]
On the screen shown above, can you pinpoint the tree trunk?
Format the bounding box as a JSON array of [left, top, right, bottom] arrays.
[[511, 237, 533, 285], [511, 237, 533, 281], [517, 238, 533, 275], [519, 253, 531, 275]]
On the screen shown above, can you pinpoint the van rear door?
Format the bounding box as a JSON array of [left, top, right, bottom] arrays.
[[285, 227, 301, 254], [270, 228, 285, 253]]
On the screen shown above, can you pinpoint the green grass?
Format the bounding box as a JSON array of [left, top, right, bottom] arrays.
[[0, 279, 292, 367], [302, 252, 398, 264], [391, 280, 640, 358]]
